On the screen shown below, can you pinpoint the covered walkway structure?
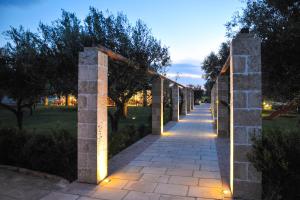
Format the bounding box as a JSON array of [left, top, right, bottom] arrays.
[[41, 104, 228, 200]]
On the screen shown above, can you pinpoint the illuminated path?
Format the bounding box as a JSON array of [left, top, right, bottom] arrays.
[[42, 104, 225, 200]]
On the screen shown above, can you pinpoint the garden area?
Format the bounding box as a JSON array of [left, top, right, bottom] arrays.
[[0, 6, 174, 183], [0, 103, 174, 181]]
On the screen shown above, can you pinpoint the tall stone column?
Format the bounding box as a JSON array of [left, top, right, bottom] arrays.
[[187, 88, 191, 113], [191, 90, 194, 110], [217, 75, 229, 137], [181, 88, 188, 115], [78, 48, 108, 184], [172, 84, 179, 121], [230, 33, 262, 199], [211, 84, 217, 124], [152, 77, 163, 135]]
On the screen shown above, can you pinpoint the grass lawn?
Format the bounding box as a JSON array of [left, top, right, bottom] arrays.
[[0, 106, 152, 134], [262, 110, 300, 132]]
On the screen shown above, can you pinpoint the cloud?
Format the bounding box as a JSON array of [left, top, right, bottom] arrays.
[[0, 0, 40, 7], [165, 62, 205, 86], [167, 73, 203, 79]]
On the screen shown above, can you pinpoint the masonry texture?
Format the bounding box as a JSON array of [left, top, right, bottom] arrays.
[[211, 84, 217, 126], [78, 48, 108, 184], [230, 33, 262, 199], [191, 89, 194, 110], [181, 88, 188, 115], [217, 75, 229, 137], [187, 88, 191, 113], [172, 84, 179, 121], [152, 77, 164, 135]]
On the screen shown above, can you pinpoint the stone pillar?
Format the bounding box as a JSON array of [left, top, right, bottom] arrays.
[[217, 75, 229, 137], [211, 84, 217, 124], [152, 77, 163, 135], [172, 84, 179, 121], [191, 89, 194, 110], [187, 88, 191, 113], [181, 88, 188, 115], [230, 33, 262, 199], [78, 48, 108, 184]]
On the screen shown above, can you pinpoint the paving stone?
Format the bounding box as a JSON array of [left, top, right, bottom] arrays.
[[99, 178, 128, 189], [129, 161, 152, 167], [64, 182, 97, 196], [124, 181, 158, 193], [175, 163, 200, 170], [160, 194, 196, 200], [134, 156, 153, 161], [120, 166, 143, 173], [91, 187, 128, 200], [77, 197, 101, 200], [40, 192, 79, 200], [155, 183, 188, 196], [140, 174, 170, 183], [166, 169, 194, 177], [193, 171, 221, 179], [168, 176, 199, 186], [198, 179, 222, 188], [141, 167, 167, 175], [108, 172, 142, 181], [123, 191, 160, 200], [188, 186, 223, 199]]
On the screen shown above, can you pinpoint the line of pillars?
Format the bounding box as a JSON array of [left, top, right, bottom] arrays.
[[77, 49, 194, 183], [211, 33, 262, 199], [152, 77, 194, 134]]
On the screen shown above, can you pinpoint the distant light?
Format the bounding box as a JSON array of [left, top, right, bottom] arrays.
[[263, 101, 272, 110], [103, 178, 111, 183], [162, 132, 172, 137], [223, 189, 230, 195], [132, 117, 136, 120]]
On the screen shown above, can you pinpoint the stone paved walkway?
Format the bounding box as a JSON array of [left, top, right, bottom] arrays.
[[41, 104, 228, 200], [0, 104, 230, 200]]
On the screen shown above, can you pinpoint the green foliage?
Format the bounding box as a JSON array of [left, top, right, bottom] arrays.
[[202, 42, 230, 96], [0, 128, 77, 181], [192, 85, 204, 104], [1, 8, 170, 130], [226, 0, 300, 100], [0, 26, 48, 129], [108, 124, 151, 158], [39, 10, 83, 97], [248, 129, 300, 199]]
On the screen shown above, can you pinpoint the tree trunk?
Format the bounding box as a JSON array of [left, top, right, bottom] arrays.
[[16, 107, 23, 130], [30, 106, 33, 116], [143, 89, 147, 107], [65, 94, 69, 107], [108, 110, 120, 132], [123, 103, 128, 118], [118, 103, 128, 118]]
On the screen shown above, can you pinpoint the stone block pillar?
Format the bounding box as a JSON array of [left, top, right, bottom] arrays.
[[211, 84, 217, 124], [172, 84, 179, 121], [181, 88, 188, 115], [191, 90, 194, 110], [187, 88, 191, 113], [152, 77, 163, 135], [230, 33, 262, 199], [78, 48, 108, 184], [217, 75, 229, 137]]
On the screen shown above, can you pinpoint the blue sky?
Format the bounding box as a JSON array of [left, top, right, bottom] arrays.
[[0, 0, 244, 87]]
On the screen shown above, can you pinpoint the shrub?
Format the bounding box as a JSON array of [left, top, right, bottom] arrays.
[[108, 124, 151, 158], [248, 129, 300, 200], [0, 128, 77, 181]]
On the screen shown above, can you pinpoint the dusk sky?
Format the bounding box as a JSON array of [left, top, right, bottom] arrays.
[[0, 0, 244, 87]]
